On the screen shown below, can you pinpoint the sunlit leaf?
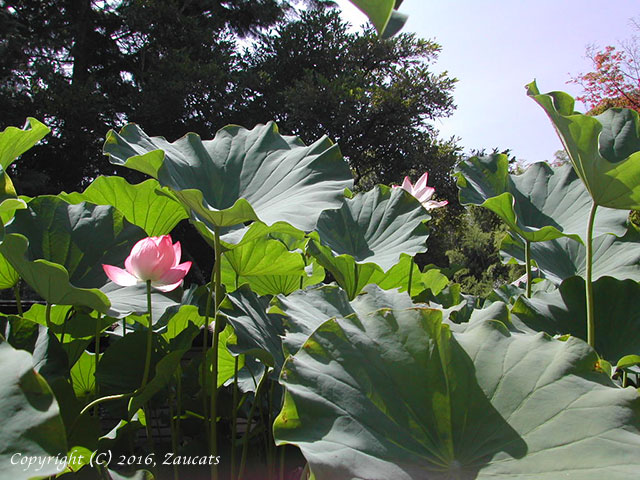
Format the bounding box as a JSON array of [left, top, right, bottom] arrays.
[[308, 185, 429, 299], [0, 117, 49, 169], [527, 80, 640, 209], [61, 176, 188, 236]]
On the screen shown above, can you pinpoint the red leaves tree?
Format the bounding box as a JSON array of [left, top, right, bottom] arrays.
[[570, 20, 640, 114]]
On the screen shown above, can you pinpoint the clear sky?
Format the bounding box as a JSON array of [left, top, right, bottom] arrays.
[[336, 0, 639, 162]]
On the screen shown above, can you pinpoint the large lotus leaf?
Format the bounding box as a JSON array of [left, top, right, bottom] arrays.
[[0, 117, 49, 169], [219, 220, 307, 250], [160, 305, 207, 344], [104, 122, 353, 230], [60, 176, 188, 236], [272, 284, 415, 356], [527, 81, 640, 209], [0, 341, 67, 480], [223, 285, 285, 372], [308, 186, 429, 299], [306, 240, 382, 300], [0, 117, 46, 218], [221, 229, 325, 295], [236, 260, 324, 296], [274, 309, 640, 479], [0, 196, 147, 311], [272, 284, 356, 356], [314, 185, 430, 269], [511, 275, 640, 364], [501, 225, 640, 284], [455, 156, 628, 243], [0, 236, 109, 312]]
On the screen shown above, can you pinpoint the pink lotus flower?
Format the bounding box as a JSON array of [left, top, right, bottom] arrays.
[[393, 172, 448, 210], [103, 235, 192, 292]]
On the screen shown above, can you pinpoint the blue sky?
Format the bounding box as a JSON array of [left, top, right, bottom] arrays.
[[336, 1, 639, 162]]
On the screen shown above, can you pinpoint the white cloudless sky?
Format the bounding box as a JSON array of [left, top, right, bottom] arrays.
[[336, 0, 639, 162]]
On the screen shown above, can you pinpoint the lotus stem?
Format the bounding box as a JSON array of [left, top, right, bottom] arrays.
[[202, 258, 216, 447], [169, 387, 179, 480], [268, 380, 276, 480], [586, 202, 598, 348], [141, 280, 156, 454], [210, 226, 223, 480], [13, 281, 22, 316], [299, 463, 310, 480], [239, 366, 269, 480], [79, 392, 134, 416], [176, 368, 182, 460], [140, 280, 154, 390], [231, 356, 239, 480], [45, 302, 52, 331], [407, 256, 414, 297], [525, 239, 532, 298], [94, 314, 102, 417], [61, 307, 75, 345]]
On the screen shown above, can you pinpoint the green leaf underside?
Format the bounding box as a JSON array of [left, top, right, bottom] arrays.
[[221, 236, 304, 289], [104, 122, 353, 231], [455, 155, 628, 243], [501, 225, 640, 284], [275, 309, 640, 479], [0, 342, 67, 479], [348, 0, 395, 34], [0, 235, 110, 311], [223, 285, 285, 371], [308, 185, 430, 299], [0, 117, 50, 169], [201, 325, 245, 392], [370, 254, 449, 297], [61, 176, 188, 236], [100, 281, 182, 319], [527, 80, 640, 209], [273, 284, 415, 356], [0, 252, 18, 289], [511, 275, 640, 364]]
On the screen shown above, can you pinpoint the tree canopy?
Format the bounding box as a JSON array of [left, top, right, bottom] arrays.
[[237, 9, 458, 193], [1, 2, 456, 200], [570, 18, 640, 114]]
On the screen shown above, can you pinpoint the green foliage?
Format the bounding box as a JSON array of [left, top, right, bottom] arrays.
[[2, 74, 640, 479], [275, 305, 640, 479], [307, 185, 430, 299], [431, 206, 521, 296], [455, 155, 628, 242]]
